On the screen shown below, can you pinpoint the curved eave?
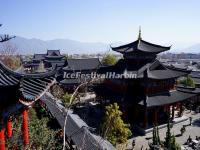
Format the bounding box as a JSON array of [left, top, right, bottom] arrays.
[[0, 61, 57, 104], [0, 61, 57, 79], [177, 86, 200, 94], [45, 56, 64, 59], [140, 39, 171, 50], [111, 39, 171, 54], [136, 48, 170, 54], [1, 103, 24, 122], [60, 79, 80, 85], [165, 65, 192, 74], [148, 70, 189, 80], [139, 90, 196, 107], [20, 78, 56, 105], [137, 69, 189, 80]]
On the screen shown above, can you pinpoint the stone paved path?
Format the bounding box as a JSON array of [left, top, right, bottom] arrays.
[[123, 111, 200, 150]]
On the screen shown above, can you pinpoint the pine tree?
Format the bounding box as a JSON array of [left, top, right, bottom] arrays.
[[156, 126, 161, 145], [171, 135, 181, 150], [164, 120, 172, 148], [152, 125, 156, 145], [152, 124, 161, 146], [171, 135, 176, 150]]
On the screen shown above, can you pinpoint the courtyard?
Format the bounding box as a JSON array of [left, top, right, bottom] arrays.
[[118, 110, 200, 150]]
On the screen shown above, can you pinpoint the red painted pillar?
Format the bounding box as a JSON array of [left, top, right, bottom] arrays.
[[0, 128, 5, 150], [6, 118, 12, 138], [22, 109, 29, 146]]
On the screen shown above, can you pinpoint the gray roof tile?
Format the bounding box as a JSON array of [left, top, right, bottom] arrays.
[[112, 39, 170, 54]]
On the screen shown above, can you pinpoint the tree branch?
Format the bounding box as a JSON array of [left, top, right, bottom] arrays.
[[0, 24, 16, 42], [0, 34, 16, 42]]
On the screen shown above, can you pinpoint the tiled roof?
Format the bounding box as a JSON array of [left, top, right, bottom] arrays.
[[191, 77, 200, 84], [63, 58, 101, 71], [98, 59, 189, 80], [177, 85, 200, 94], [47, 50, 61, 56], [0, 61, 56, 101], [112, 39, 170, 54], [33, 54, 46, 60], [139, 90, 196, 107], [59, 78, 80, 85]]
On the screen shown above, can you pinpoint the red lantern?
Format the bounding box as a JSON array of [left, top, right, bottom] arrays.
[[6, 119, 12, 138]]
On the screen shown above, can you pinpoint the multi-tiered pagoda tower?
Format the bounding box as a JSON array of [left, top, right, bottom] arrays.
[[96, 30, 199, 129]]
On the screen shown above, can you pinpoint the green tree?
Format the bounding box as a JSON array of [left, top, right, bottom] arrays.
[[102, 54, 118, 66], [6, 115, 24, 149], [164, 121, 181, 150], [6, 108, 62, 150], [156, 126, 161, 145], [152, 125, 161, 146], [179, 76, 195, 87], [101, 103, 132, 146], [28, 108, 61, 150], [164, 120, 172, 148], [171, 135, 181, 150], [152, 125, 157, 145], [63, 92, 73, 107]]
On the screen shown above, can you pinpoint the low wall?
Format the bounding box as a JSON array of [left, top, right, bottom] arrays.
[[41, 92, 115, 150]]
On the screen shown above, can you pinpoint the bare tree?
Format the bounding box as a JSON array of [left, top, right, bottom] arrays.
[[0, 41, 18, 56], [0, 24, 19, 70], [0, 24, 16, 43], [51, 84, 65, 99], [0, 42, 20, 70]]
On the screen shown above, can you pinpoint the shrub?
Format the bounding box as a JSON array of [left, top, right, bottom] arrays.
[[102, 54, 118, 66], [101, 103, 132, 146], [179, 76, 195, 87]]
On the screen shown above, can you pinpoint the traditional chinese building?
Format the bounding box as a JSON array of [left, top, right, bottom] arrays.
[[59, 58, 102, 91], [0, 61, 56, 149], [95, 30, 200, 130], [23, 50, 66, 72], [44, 50, 66, 68]]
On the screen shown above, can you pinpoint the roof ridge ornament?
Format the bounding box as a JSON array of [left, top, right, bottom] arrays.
[[138, 26, 142, 40]]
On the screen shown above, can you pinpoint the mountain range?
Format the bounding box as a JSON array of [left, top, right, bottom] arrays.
[[0, 36, 199, 55], [181, 43, 200, 54], [0, 36, 110, 55]]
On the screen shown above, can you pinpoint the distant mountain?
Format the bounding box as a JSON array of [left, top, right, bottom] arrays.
[[169, 42, 200, 53], [181, 43, 200, 53], [0, 36, 110, 55], [1, 35, 200, 54]]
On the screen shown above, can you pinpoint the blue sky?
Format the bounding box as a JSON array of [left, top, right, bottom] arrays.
[[0, 0, 200, 45]]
